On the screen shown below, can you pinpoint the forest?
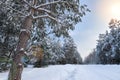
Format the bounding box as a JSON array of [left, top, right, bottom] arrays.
[[0, 0, 120, 80]]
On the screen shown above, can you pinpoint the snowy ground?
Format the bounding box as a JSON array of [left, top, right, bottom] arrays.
[[0, 64, 120, 80]]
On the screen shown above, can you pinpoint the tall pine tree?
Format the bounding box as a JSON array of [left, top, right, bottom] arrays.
[[0, 0, 89, 80]]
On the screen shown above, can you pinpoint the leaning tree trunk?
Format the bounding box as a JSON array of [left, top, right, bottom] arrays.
[[8, 16, 33, 80]]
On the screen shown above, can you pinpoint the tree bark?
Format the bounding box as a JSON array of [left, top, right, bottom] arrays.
[[8, 0, 38, 80], [8, 16, 33, 80]]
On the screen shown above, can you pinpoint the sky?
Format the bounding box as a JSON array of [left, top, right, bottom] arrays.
[[70, 0, 120, 59]]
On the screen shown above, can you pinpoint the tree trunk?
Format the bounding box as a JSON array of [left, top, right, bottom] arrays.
[[8, 16, 33, 80]]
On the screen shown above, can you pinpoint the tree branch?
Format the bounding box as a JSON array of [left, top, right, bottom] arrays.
[[32, 15, 59, 23], [37, 8, 56, 16], [23, 0, 32, 7], [7, 5, 26, 16], [0, 0, 26, 16], [35, 0, 67, 9]]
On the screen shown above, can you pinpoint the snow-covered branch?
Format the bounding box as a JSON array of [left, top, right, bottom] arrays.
[[8, 6, 26, 16], [37, 8, 56, 16], [33, 15, 59, 23], [2, 2, 26, 16], [35, 0, 67, 8], [23, 0, 32, 7], [0, 0, 26, 16]]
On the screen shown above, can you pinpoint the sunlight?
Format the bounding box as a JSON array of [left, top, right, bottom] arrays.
[[111, 4, 120, 19], [97, 0, 120, 22]]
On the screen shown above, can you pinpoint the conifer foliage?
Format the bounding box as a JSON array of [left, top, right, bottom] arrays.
[[86, 19, 120, 64]]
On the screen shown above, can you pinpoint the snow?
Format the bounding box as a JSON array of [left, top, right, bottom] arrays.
[[20, 29, 28, 32], [20, 49, 24, 51], [0, 65, 120, 80]]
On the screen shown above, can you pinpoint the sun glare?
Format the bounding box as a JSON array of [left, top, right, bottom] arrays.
[[111, 4, 120, 19]]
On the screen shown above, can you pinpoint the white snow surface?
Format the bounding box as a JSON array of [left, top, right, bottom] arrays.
[[0, 64, 120, 80]]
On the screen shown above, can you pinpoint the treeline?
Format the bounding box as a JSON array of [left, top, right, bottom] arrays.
[[0, 8, 82, 72], [32, 37, 82, 67], [84, 19, 120, 64]]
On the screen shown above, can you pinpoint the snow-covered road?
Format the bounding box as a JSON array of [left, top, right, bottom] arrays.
[[0, 65, 120, 80]]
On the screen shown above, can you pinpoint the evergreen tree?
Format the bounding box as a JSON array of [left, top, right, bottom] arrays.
[[31, 36, 82, 67], [95, 19, 120, 64], [0, 4, 20, 72], [84, 49, 99, 64], [1, 0, 89, 80], [63, 37, 82, 64]]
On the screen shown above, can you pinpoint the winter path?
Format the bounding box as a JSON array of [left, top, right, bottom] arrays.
[[0, 65, 120, 80]]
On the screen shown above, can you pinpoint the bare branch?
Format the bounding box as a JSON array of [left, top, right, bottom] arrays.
[[35, 0, 67, 8]]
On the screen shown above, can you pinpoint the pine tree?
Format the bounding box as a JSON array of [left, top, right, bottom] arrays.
[[0, 4, 20, 72], [84, 49, 99, 64], [1, 0, 89, 80], [63, 37, 82, 64], [95, 19, 120, 64]]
